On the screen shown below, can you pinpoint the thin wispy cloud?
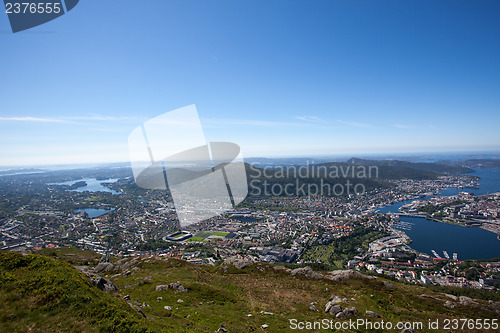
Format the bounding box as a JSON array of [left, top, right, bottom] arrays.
[[393, 123, 412, 129], [393, 124, 437, 130], [295, 115, 323, 123], [0, 116, 68, 123], [67, 114, 139, 121], [87, 127, 129, 133], [202, 117, 339, 129], [0, 114, 140, 125], [337, 120, 374, 128], [202, 118, 299, 127]]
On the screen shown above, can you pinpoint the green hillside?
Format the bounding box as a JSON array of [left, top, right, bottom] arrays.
[[0, 250, 150, 332], [344, 158, 474, 177], [1, 249, 499, 332]]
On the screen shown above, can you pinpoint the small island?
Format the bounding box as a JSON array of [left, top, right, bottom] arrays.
[[69, 181, 87, 190]]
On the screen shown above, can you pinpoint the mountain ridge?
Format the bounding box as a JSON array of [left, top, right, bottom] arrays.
[[1, 248, 499, 332]]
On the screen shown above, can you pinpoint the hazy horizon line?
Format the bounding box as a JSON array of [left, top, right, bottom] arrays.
[[1, 150, 499, 170]]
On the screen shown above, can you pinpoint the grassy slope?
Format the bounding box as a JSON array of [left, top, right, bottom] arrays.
[[0, 251, 149, 333], [1, 249, 499, 332]]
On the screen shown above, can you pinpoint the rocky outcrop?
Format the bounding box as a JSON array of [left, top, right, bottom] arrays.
[[216, 323, 228, 332], [444, 301, 456, 309], [155, 281, 188, 292], [419, 294, 443, 301], [309, 302, 318, 312], [442, 293, 458, 301], [169, 281, 188, 293], [326, 304, 342, 316], [328, 295, 343, 304], [382, 281, 395, 289], [156, 285, 169, 291], [290, 266, 324, 279], [365, 310, 381, 318], [128, 302, 147, 318], [419, 293, 500, 313], [260, 311, 274, 315], [224, 257, 254, 270], [325, 295, 344, 315], [343, 307, 357, 317], [113, 257, 141, 271], [459, 296, 476, 306], [87, 273, 117, 292], [326, 270, 374, 281], [93, 262, 114, 273]]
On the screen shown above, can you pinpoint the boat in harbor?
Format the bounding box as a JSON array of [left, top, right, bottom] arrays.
[[443, 250, 450, 259], [431, 250, 441, 258]]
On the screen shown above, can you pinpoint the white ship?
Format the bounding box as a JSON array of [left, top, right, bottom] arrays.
[[443, 251, 450, 259], [431, 250, 441, 259]]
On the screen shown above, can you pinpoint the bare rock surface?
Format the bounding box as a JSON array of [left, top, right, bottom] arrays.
[[290, 266, 324, 279], [224, 257, 254, 270], [326, 270, 374, 281], [366, 310, 381, 318]]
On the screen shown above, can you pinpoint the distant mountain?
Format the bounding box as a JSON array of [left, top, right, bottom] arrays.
[[459, 159, 500, 169], [0, 168, 44, 175], [345, 158, 474, 175], [125, 159, 473, 198]]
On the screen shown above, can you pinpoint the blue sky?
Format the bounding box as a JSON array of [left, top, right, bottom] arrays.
[[1, 0, 499, 166]]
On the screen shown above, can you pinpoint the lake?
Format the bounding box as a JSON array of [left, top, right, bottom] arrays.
[[48, 178, 121, 194], [379, 168, 500, 260], [74, 208, 115, 218], [232, 216, 258, 223]]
